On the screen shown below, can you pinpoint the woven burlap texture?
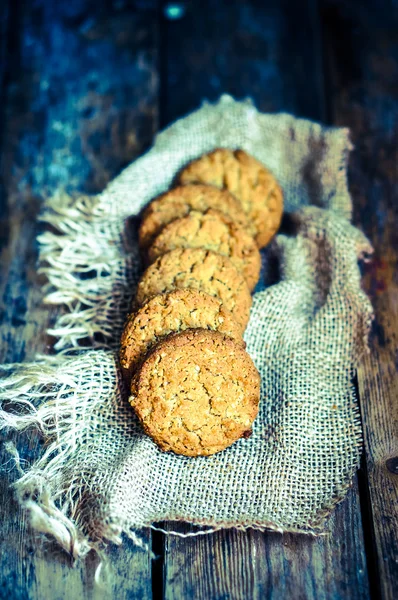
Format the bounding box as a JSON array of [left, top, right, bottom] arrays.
[[0, 96, 374, 558]]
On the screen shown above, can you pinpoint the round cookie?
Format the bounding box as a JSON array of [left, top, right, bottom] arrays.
[[129, 329, 260, 457], [135, 248, 252, 332], [147, 209, 261, 291], [139, 184, 250, 250], [178, 148, 283, 248], [120, 289, 244, 379]]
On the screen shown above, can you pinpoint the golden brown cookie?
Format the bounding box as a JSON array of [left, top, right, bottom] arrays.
[[120, 289, 244, 379], [178, 148, 283, 248], [135, 248, 252, 331], [139, 184, 250, 250], [147, 209, 261, 291], [129, 329, 260, 456]]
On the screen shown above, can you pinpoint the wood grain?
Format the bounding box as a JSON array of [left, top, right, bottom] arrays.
[[0, 0, 158, 597], [161, 1, 370, 598], [164, 484, 368, 600], [321, 0, 398, 598]]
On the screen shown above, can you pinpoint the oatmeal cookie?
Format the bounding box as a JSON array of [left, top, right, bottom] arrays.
[[129, 329, 260, 456], [120, 289, 244, 378], [139, 184, 250, 250], [135, 248, 252, 331], [178, 148, 283, 248], [147, 209, 261, 291]]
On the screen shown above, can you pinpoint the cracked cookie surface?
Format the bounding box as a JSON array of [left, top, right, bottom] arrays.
[[120, 289, 244, 379], [139, 184, 250, 250], [178, 148, 283, 248], [135, 248, 252, 331], [147, 209, 261, 291], [129, 329, 260, 456]]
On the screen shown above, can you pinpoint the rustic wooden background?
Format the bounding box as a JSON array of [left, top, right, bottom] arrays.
[[0, 0, 397, 598]]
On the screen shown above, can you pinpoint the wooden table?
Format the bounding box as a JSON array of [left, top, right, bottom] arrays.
[[0, 1, 397, 598]]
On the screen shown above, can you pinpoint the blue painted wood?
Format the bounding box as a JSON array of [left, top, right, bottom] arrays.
[[0, 0, 158, 597]]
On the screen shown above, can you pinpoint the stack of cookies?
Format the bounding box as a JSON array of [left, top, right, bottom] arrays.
[[120, 149, 284, 457]]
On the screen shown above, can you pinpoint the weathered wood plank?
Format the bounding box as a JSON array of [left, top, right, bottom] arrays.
[[161, 1, 370, 598], [164, 484, 368, 600], [0, 0, 158, 597], [321, 1, 398, 598]]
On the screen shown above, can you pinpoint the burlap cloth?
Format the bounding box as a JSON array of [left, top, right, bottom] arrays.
[[0, 96, 374, 559]]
